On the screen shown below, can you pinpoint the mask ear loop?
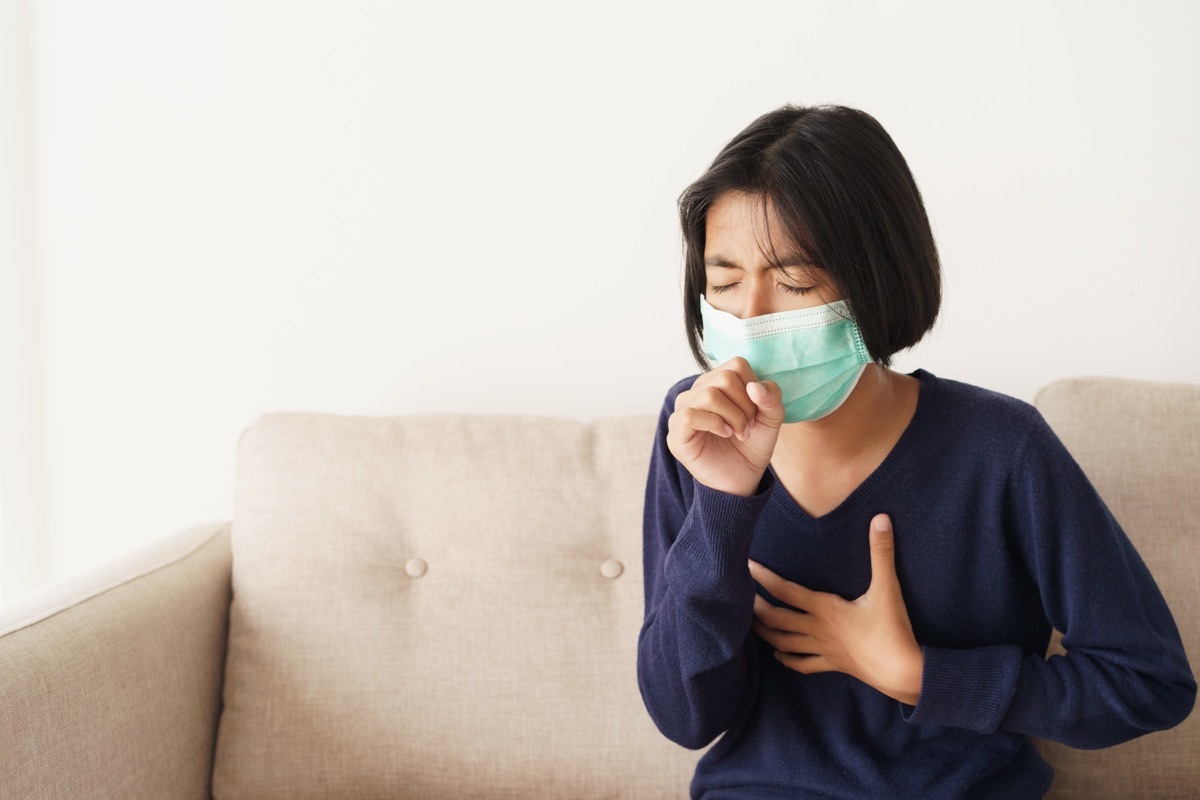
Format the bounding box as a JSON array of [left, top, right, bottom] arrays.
[[846, 311, 871, 365], [822, 296, 871, 364]]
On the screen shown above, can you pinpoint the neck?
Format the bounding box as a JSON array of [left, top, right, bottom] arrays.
[[775, 364, 916, 465]]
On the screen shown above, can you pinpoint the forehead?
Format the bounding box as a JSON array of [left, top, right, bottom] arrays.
[[704, 190, 814, 268]]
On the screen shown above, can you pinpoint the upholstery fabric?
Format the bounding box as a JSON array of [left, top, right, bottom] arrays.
[[211, 412, 700, 799], [0, 521, 231, 800], [1033, 377, 1200, 799]]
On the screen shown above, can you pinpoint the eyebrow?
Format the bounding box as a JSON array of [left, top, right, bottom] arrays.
[[704, 252, 818, 269]]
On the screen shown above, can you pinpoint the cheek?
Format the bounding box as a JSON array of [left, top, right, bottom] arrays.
[[703, 293, 734, 315], [814, 279, 844, 305]]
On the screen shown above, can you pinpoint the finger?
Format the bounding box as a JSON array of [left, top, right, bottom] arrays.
[[753, 594, 817, 634], [693, 367, 760, 438], [745, 379, 786, 427], [775, 652, 836, 675], [867, 513, 899, 593], [751, 619, 816, 652], [669, 406, 735, 445], [748, 559, 821, 610], [751, 619, 783, 647], [711, 356, 760, 392], [692, 383, 760, 440]]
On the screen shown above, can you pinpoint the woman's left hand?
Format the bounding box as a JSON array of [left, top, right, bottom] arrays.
[[748, 513, 924, 706]]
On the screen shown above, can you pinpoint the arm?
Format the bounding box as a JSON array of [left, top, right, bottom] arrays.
[[905, 415, 1196, 746], [635, 394, 774, 749], [0, 521, 232, 799]]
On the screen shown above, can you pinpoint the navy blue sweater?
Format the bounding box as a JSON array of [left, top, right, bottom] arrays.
[[637, 369, 1195, 799]]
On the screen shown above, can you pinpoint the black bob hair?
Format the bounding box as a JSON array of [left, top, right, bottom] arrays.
[[679, 103, 942, 370]]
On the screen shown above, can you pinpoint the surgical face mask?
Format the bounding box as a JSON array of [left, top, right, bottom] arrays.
[[699, 294, 872, 423]]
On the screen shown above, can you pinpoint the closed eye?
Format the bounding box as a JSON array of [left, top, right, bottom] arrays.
[[709, 283, 815, 295]]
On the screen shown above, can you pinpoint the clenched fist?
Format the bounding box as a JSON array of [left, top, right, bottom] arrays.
[[667, 357, 786, 497]]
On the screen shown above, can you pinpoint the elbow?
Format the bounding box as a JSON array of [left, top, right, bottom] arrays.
[[1050, 670, 1198, 750], [1106, 672, 1198, 747], [1156, 673, 1197, 731], [671, 727, 720, 751], [637, 676, 722, 751], [641, 700, 722, 751], [636, 650, 724, 750], [1142, 653, 1198, 734], [653, 695, 723, 751]]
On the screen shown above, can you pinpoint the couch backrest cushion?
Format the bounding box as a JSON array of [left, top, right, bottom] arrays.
[[1033, 376, 1199, 800], [211, 412, 699, 799]]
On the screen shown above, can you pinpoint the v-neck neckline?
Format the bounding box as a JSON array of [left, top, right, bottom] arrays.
[[765, 368, 937, 530]]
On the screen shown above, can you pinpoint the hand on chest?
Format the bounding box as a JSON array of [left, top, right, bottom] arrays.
[[747, 493, 1044, 650]]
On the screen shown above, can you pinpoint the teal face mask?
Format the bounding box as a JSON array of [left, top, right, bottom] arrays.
[[700, 294, 872, 423]]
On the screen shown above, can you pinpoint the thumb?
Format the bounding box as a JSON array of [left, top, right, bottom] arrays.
[[868, 514, 899, 591], [746, 379, 786, 426]]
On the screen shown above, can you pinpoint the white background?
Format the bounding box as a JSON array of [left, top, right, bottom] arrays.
[[1, 0, 1198, 600]]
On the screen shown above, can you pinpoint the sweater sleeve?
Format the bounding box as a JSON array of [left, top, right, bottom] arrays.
[[636, 387, 775, 749], [904, 412, 1197, 746]]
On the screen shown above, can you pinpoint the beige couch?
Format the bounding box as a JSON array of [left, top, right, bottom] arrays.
[[1, 376, 1196, 799]]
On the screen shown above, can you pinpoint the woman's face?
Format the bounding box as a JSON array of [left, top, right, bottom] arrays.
[[703, 190, 841, 319]]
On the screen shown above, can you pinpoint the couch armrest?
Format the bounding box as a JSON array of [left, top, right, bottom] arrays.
[[0, 521, 233, 800]]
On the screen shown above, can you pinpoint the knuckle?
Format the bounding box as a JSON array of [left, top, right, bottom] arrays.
[[668, 408, 691, 433], [699, 385, 723, 403], [701, 368, 733, 392], [715, 369, 744, 392]]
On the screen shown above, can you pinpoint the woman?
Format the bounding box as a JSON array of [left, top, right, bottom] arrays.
[[636, 103, 1196, 799]]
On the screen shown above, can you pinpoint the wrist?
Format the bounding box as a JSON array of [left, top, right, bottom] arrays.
[[699, 469, 770, 498], [891, 645, 924, 706]]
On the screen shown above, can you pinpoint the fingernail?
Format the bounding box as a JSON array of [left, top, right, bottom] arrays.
[[872, 514, 890, 532]]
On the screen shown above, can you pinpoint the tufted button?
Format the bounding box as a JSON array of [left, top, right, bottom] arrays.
[[600, 558, 624, 579], [405, 558, 428, 578]]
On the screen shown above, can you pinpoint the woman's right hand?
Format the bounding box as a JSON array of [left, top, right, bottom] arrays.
[[666, 357, 786, 497]]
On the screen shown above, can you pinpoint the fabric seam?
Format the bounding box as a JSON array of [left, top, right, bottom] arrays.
[[0, 520, 231, 638]]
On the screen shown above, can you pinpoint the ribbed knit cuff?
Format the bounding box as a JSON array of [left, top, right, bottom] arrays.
[[670, 471, 776, 579], [901, 644, 1023, 733]]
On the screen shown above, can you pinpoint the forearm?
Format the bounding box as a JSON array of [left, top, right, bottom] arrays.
[[639, 476, 772, 748]]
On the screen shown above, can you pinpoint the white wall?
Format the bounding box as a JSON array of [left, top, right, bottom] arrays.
[[3, 0, 1198, 600], [0, 0, 47, 601]]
